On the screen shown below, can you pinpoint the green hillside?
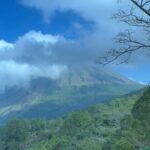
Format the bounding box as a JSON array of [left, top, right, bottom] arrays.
[[0, 67, 143, 122], [103, 86, 150, 150], [0, 88, 147, 150]]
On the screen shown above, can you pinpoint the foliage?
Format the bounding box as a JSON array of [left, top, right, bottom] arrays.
[[0, 89, 149, 150], [103, 86, 150, 150]]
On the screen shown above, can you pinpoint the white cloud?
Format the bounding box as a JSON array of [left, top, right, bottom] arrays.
[[19, 30, 62, 44], [0, 29, 108, 92], [0, 60, 67, 92], [0, 28, 111, 93], [0, 40, 14, 51], [0, 31, 69, 92], [7, 30, 104, 67], [19, 0, 131, 67], [20, 0, 121, 24]]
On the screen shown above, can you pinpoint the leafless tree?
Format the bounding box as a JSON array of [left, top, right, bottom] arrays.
[[100, 0, 150, 65]]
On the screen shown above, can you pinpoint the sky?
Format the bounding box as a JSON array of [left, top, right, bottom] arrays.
[[0, 0, 149, 91]]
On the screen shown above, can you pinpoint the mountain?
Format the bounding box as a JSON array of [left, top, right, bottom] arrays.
[[0, 80, 148, 150], [0, 67, 143, 122]]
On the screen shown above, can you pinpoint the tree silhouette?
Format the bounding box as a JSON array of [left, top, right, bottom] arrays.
[[100, 0, 150, 65]]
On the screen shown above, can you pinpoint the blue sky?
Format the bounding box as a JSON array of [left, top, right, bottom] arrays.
[[114, 65, 150, 85], [0, 0, 149, 88], [0, 0, 94, 41]]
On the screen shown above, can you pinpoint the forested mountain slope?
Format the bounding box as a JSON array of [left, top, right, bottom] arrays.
[[0, 88, 146, 150], [104, 86, 150, 150], [0, 67, 142, 122]]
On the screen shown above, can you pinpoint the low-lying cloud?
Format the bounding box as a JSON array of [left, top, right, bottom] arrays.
[[0, 60, 67, 92], [0, 31, 70, 92], [0, 30, 107, 92]]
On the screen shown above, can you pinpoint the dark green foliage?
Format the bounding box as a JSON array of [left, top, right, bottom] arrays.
[[61, 111, 93, 138], [112, 138, 136, 150], [103, 87, 150, 150], [1, 88, 150, 150], [132, 87, 150, 126], [0, 119, 30, 150]]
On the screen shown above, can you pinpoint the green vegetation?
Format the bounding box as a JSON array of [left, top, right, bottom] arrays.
[[0, 90, 144, 150], [104, 87, 150, 150]]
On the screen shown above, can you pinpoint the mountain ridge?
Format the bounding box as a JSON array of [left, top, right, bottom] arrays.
[[0, 67, 143, 122]]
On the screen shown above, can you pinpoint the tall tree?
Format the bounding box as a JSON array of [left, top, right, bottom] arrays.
[[100, 0, 150, 65]]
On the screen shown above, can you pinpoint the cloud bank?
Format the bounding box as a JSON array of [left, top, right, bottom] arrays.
[[0, 0, 149, 91], [0, 31, 69, 92], [0, 30, 107, 92], [0, 60, 67, 92]]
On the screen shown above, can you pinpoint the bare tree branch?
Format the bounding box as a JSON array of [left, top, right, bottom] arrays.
[[99, 33, 150, 65], [100, 0, 150, 65], [114, 9, 150, 27], [130, 0, 150, 16]]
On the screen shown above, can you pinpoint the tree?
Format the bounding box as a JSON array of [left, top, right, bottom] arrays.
[[112, 137, 136, 150], [2, 119, 30, 150], [100, 0, 150, 65]]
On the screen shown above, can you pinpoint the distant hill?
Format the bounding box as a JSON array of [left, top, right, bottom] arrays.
[[0, 67, 143, 122]]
